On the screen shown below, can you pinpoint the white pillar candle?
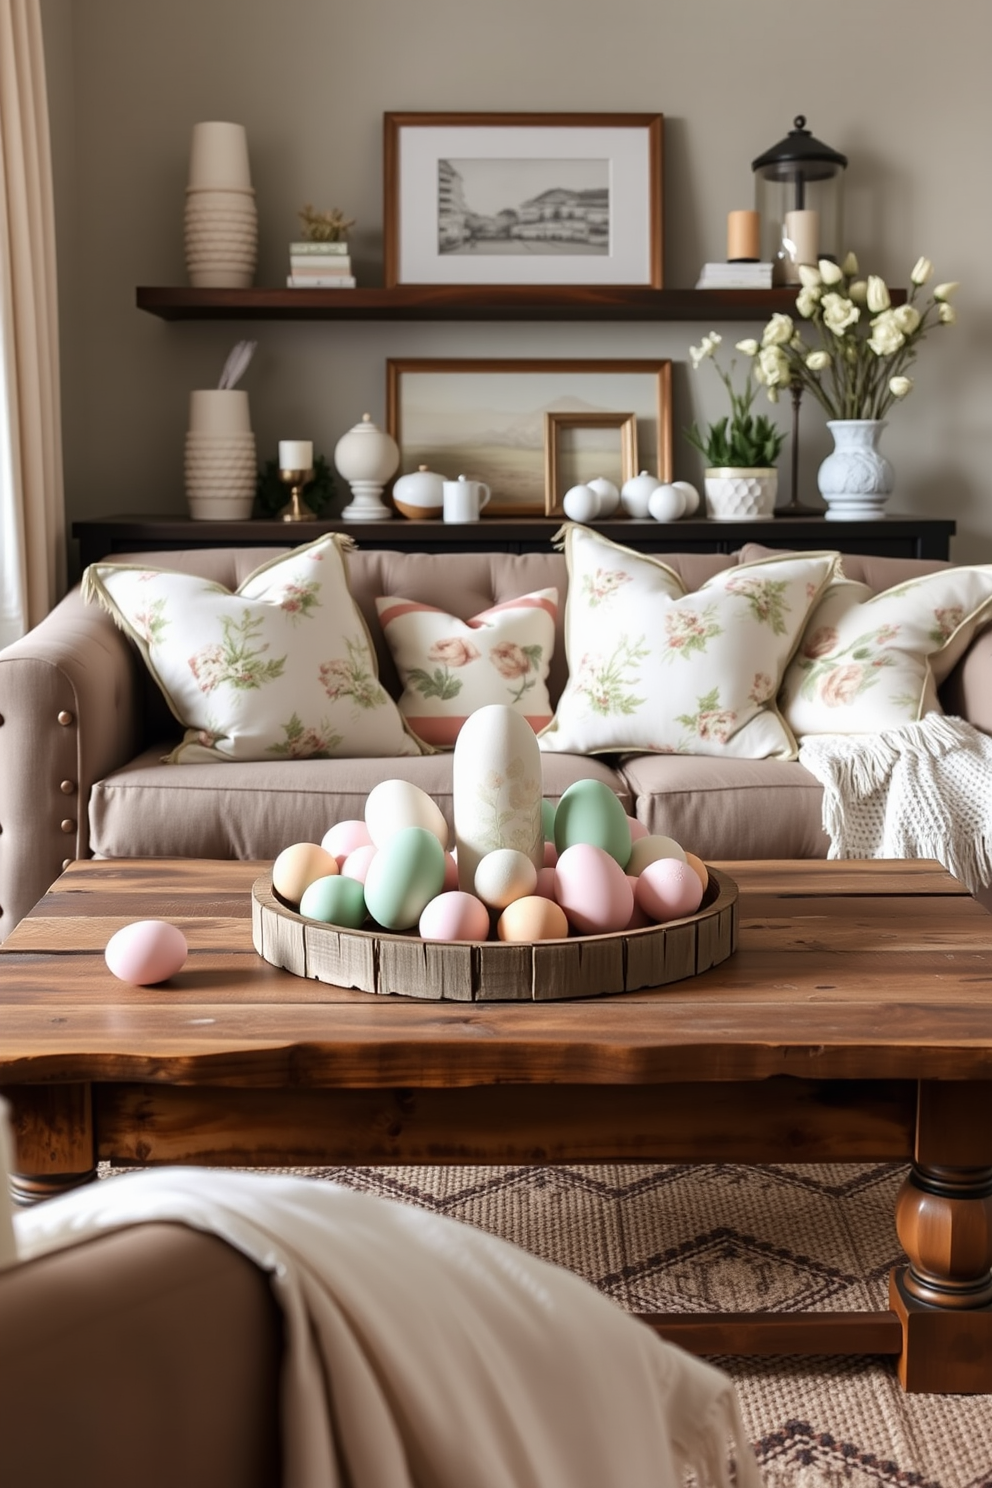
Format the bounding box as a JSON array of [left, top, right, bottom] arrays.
[[783, 209, 819, 282], [279, 440, 313, 470]]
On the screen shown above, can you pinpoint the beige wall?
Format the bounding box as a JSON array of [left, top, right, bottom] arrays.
[[40, 0, 991, 569]]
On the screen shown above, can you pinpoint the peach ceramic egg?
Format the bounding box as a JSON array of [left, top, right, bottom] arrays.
[[627, 834, 687, 876], [498, 896, 569, 943], [105, 920, 187, 986], [272, 842, 338, 907], [340, 844, 377, 884], [321, 818, 373, 866], [685, 852, 709, 893], [419, 890, 491, 942], [554, 844, 634, 935], [473, 848, 538, 911], [364, 779, 449, 849], [636, 857, 703, 923]]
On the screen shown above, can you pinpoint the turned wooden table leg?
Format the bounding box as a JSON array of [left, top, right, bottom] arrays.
[[1, 1084, 97, 1205], [890, 1081, 992, 1393]]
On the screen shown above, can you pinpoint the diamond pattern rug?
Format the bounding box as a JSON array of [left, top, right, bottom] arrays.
[[102, 1159, 992, 1485]]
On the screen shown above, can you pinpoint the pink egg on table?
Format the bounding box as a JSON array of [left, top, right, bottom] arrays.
[[543, 840, 559, 868], [442, 852, 459, 892], [627, 817, 650, 842], [636, 858, 704, 924], [419, 891, 491, 942], [625, 875, 653, 929], [535, 866, 558, 900], [340, 844, 377, 884], [105, 920, 187, 986], [321, 818, 373, 867], [554, 844, 633, 935]]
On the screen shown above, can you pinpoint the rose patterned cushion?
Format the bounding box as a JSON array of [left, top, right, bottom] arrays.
[[539, 525, 841, 759], [375, 588, 558, 747], [81, 535, 420, 762], [780, 566, 992, 736]]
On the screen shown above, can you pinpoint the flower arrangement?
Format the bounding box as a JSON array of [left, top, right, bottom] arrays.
[[737, 253, 959, 421], [685, 333, 788, 469]]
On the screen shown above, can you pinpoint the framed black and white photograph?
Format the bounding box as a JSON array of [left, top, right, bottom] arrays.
[[386, 359, 672, 516], [384, 113, 663, 287]]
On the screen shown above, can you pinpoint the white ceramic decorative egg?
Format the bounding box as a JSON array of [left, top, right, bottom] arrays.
[[452, 704, 544, 893], [586, 477, 620, 516], [620, 470, 661, 518], [562, 483, 600, 523], [364, 779, 448, 849], [647, 483, 686, 522], [672, 480, 701, 516]]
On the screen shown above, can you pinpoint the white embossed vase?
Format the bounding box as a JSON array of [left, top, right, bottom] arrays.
[[817, 420, 894, 521], [452, 704, 544, 894]]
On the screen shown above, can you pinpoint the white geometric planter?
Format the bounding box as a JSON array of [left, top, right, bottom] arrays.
[[704, 467, 778, 521]]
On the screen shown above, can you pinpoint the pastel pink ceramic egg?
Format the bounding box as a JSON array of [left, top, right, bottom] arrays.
[[321, 818, 373, 867], [419, 891, 491, 942], [635, 858, 703, 924], [535, 866, 558, 901], [627, 817, 649, 842], [625, 875, 653, 929], [105, 919, 188, 986], [340, 844, 377, 884], [543, 840, 559, 868], [554, 844, 634, 935]]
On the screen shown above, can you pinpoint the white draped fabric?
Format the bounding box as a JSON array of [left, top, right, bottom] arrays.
[[0, 0, 64, 646]]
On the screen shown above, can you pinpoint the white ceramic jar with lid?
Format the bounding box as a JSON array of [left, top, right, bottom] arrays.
[[392, 464, 445, 519]]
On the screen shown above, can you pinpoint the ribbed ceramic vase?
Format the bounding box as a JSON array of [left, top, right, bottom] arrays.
[[703, 467, 778, 520], [184, 122, 258, 289], [817, 420, 894, 520], [185, 389, 257, 519]]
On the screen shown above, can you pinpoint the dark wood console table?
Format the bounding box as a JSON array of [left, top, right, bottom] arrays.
[[73, 514, 955, 570]]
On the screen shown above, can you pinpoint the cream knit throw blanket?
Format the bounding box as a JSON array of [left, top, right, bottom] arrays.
[[798, 713, 992, 894]]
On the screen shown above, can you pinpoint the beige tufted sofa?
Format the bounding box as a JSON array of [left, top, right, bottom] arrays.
[[2, 540, 990, 941]]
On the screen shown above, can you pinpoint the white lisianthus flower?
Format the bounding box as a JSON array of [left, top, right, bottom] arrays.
[[797, 263, 822, 289], [818, 259, 844, 285], [866, 276, 891, 313], [911, 257, 934, 286], [790, 333, 805, 351], [735, 338, 759, 356], [889, 376, 913, 398], [796, 287, 821, 318], [934, 282, 960, 301], [821, 293, 860, 336], [868, 314, 905, 356], [939, 302, 957, 324], [848, 279, 868, 305], [766, 386, 780, 403], [761, 313, 793, 347], [806, 350, 832, 371], [841, 251, 859, 277], [757, 344, 790, 387], [689, 332, 722, 368], [891, 304, 921, 335]]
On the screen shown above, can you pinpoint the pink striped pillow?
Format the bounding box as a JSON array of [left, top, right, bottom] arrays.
[[376, 588, 558, 747]]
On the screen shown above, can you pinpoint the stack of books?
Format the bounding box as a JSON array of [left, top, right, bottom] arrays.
[[695, 261, 774, 290], [286, 241, 356, 289]]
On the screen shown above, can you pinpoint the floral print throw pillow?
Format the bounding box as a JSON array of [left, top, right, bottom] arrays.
[[82, 535, 420, 762], [539, 525, 841, 759], [780, 566, 992, 736], [375, 589, 558, 747]]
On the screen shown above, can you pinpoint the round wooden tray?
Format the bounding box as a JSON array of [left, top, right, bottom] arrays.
[[251, 865, 738, 1002]]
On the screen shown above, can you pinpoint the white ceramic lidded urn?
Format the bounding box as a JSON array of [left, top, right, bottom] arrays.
[[452, 704, 545, 895], [184, 122, 258, 289], [334, 413, 399, 520], [392, 464, 445, 519]]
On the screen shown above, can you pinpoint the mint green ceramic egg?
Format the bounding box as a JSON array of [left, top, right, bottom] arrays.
[[299, 873, 367, 929], [553, 779, 632, 868], [363, 826, 446, 930]]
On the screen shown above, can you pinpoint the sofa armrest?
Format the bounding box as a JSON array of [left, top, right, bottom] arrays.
[[941, 627, 992, 736], [0, 590, 144, 939]]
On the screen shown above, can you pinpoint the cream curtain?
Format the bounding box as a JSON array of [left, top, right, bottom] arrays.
[[0, 0, 64, 647]]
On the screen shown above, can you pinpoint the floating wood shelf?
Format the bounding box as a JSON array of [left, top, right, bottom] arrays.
[[134, 284, 861, 323]]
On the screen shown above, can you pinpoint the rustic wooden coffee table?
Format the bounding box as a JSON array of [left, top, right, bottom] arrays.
[[3, 856, 992, 1393]]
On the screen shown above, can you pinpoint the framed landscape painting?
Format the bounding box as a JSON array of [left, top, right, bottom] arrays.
[[386, 358, 672, 516], [384, 113, 663, 287]]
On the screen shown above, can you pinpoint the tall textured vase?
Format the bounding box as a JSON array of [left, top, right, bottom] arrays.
[[817, 420, 894, 520]]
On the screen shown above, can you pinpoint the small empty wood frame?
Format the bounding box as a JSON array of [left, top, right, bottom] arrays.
[[252, 865, 738, 1002], [543, 410, 638, 515]]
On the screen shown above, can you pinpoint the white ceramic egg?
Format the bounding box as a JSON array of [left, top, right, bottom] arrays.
[[586, 477, 620, 517], [474, 848, 538, 910], [562, 483, 601, 523], [620, 470, 661, 518], [647, 483, 686, 522], [672, 480, 700, 516], [105, 920, 188, 986], [364, 779, 448, 849], [452, 704, 544, 893], [627, 834, 688, 875]]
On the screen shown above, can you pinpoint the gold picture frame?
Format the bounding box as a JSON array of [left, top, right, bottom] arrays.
[[543, 411, 638, 516], [386, 358, 672, 517]]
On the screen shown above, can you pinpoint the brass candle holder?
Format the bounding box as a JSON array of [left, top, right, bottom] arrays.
[[278, 465, 315, 522]]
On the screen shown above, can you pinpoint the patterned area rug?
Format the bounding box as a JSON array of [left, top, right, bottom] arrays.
[[102, 1159, 992, 1485]]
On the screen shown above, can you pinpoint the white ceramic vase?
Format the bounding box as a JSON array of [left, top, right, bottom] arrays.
[[704, 467, 778, 521], [184, 122, 257, 289], [817, 420, 894, 520], [334, 413, 399, 520], [452, 705, 545, 895], [185, 389, 256, 519]]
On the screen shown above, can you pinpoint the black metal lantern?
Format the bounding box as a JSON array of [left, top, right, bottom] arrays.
[[752, 116, 847, 284]]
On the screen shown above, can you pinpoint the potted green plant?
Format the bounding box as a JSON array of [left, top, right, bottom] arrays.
[[685, 334, 787, 520]]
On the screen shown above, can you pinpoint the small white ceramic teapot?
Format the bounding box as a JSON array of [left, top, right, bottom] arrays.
[[392, 464, 446, 520]]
